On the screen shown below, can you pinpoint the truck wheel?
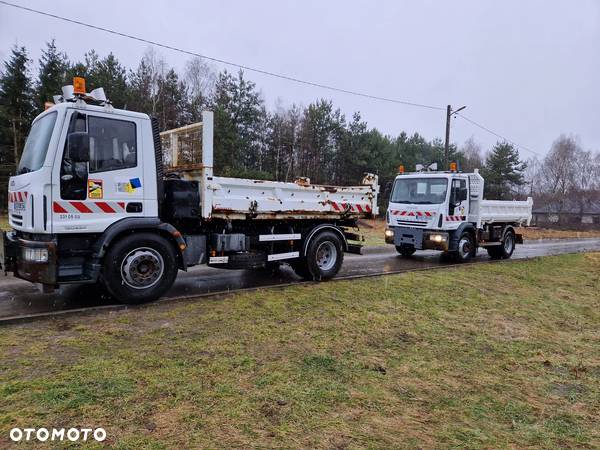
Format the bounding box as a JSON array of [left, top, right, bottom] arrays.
[[302, 230, 344, 281], [487, 229, 515, 260], [102, 233, 178, 304], [395, 245, 416, 257], [453, 232, 476, 262]]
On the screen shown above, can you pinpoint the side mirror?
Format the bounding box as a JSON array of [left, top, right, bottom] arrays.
[[67, 132, 90, 162], [459, 187, 468, 202]]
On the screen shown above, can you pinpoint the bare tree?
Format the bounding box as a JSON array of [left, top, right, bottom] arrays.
[[522, 156, 543, 196], [460, 136, 483, 172], [184, 57, 216, 100], [141, 48, 168, 116], [540, 135, 580, 199]]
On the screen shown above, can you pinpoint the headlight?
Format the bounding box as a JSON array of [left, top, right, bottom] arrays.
[[22, 247, 48, 262], [428, 234, 447, 243], [384, 229, 394, 238]]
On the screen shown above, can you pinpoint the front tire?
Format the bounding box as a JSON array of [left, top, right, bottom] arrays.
[[294, 231, 344, 281], [102, 233, 179, 304], [452, 231, 476, 262]]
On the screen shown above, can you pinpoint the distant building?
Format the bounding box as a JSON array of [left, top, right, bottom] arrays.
[[532, 197, 600, 228]]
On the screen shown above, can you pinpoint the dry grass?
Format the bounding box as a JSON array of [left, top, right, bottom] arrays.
[[0, 216, 9, 231], [1, 253, 599, 449], [517, 227, 600, 240]]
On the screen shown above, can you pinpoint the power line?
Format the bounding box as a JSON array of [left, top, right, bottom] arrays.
[[456, 113, 543, 158], [0, 0, 444, 111], [0, 0, 545, 158]]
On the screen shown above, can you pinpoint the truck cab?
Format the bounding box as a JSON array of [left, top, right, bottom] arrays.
[[384, 164, 532, 261]]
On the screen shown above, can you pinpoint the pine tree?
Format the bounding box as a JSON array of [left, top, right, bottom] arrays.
[[211, 70, 267, 177], [89, 53, 128, 108], [298, 100, 345, 183], [0, 46, 35, 164], [127, 58, 154, 115], [481, 142, 527, 199], [156, 69, 187, 130], [36, 39, 69, 111]]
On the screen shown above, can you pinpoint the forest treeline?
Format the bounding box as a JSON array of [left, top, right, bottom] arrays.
[[1, 41, 599, 208]]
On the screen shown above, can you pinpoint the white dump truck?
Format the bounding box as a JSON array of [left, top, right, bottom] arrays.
[[384, 164, 532, 261], [0, 78, 379, 303]]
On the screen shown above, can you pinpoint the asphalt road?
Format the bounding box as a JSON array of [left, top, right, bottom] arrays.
[[1, 238, 599, 320]]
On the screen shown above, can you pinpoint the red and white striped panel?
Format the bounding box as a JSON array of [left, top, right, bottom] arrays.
[[330, 201, 372, 213], [9, 191, 28, 203], [445, 215, 466, 222], [53, 201, 126, 214], [390, 210, 436, 217]]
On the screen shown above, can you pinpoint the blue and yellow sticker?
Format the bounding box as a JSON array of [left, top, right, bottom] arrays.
[[116, 178, 142, 194]]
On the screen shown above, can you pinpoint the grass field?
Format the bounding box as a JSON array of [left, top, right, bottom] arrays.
[[1, 253, 599, 448]]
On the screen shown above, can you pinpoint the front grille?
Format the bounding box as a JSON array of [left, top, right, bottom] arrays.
[[396, 219, 428, 227], [10, 214, 23, 226]]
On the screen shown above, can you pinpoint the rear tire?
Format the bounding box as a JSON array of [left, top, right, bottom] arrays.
[[395, 244, 416, 257], [295, 231, 344, 281], [487, 229, 515, 260], [102, 233, 178, 304]]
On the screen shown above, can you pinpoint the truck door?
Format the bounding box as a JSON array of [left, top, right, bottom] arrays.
[[53, 111, 145, 233], [449, 178, 469, 220]]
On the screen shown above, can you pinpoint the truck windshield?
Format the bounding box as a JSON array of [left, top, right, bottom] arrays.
[[17, 112, 57, 175], [391, 177, 448, 204]]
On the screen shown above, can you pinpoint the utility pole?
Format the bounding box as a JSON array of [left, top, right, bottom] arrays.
[[444, 104, 466, 169]]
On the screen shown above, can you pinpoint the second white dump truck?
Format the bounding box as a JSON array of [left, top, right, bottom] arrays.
[[0, 79, 379, 303], [385, 164, 532, 261]]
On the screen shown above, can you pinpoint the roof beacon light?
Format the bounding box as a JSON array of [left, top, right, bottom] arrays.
[[90, 87, 107, 103], [398, 165, 405, 174], [73, 77, 86, 95], [449, 161, 458, 172]]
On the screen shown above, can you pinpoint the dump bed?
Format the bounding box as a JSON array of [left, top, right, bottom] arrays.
[[160, 112, 379, 220], [208, 175, 378, 220], [479, 198, 533, 225]]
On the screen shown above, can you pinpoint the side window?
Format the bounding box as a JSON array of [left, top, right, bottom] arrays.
[[60, 112, 89, 200], [88, 116, 137, 173], [451, 179, 468, 203]]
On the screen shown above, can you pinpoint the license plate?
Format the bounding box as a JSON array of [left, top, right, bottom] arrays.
[[13, 201, 25, 212]]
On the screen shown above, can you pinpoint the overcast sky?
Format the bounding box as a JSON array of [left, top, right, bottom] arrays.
[[1, 0, 599, 158]]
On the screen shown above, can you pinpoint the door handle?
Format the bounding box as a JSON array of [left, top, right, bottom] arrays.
[[126, 202, 143, 213]]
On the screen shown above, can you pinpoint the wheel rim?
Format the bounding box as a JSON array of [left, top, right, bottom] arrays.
[[316, 241, 337, 271], [458, 236, 472, 259], [504, 234, 514, 253], [121, 247, 164, 290]]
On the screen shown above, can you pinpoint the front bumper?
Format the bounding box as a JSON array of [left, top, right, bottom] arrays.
[[1, 231, 58, 285], [385, 226, 449, 251]]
